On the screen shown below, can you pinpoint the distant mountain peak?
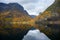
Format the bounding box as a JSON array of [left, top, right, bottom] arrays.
[[8, 3, 24, 11], [30, 15, 36, 18], [0, 3, 24, 12], [0, 3, 31, 21]]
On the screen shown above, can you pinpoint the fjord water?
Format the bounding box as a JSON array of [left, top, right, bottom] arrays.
[[23, 29, 50, 40]]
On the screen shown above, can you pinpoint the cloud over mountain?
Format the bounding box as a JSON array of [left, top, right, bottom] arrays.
[[0, 0, 55, 15]]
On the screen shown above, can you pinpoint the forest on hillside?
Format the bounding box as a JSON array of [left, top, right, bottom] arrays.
[[0, 0, 60, 40]]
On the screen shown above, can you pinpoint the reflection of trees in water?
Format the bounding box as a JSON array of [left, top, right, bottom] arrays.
[[0, 22, 34, 40]]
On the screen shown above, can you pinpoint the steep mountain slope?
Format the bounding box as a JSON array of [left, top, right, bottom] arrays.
[[0, 3, 31, 22], [35, 0, 60, 21], [0, 3, 33, 40], [46, 0, 60, 13], [35, 0, 60, 40]]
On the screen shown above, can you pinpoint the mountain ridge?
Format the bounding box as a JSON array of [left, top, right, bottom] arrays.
[[0, 3, 31, 21]]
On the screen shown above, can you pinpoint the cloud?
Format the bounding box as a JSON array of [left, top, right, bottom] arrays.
[[0, 0, 55, 15], [22, 29, 51, 40]]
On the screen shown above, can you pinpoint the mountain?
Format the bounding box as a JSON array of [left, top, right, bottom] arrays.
[[0, 3, 24, 12], [0, 3, 31, 22], [35, 0, 60, 40], [46, 0, 60, 13], [0, 0, 60, 40], [35, 0, 60, 21], [30, 15, 36, 18], [0, 3, 33, 40], [35, 0, 60, 26]]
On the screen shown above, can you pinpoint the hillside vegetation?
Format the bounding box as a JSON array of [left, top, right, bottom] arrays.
[[0, 0, 60, 40]]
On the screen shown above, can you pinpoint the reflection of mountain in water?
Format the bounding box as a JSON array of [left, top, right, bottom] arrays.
[[0, 0, 60, 40], [23, 29, 50, 40]]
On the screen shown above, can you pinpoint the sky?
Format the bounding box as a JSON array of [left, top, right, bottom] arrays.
[[23, 29, 50, 40], [0, 0, 55, 15]]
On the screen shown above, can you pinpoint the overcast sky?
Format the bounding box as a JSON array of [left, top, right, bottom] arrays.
[[0, 0, 55, 15]]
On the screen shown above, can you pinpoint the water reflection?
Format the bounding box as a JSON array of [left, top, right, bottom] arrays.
[[23, 29, 50, 40]]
